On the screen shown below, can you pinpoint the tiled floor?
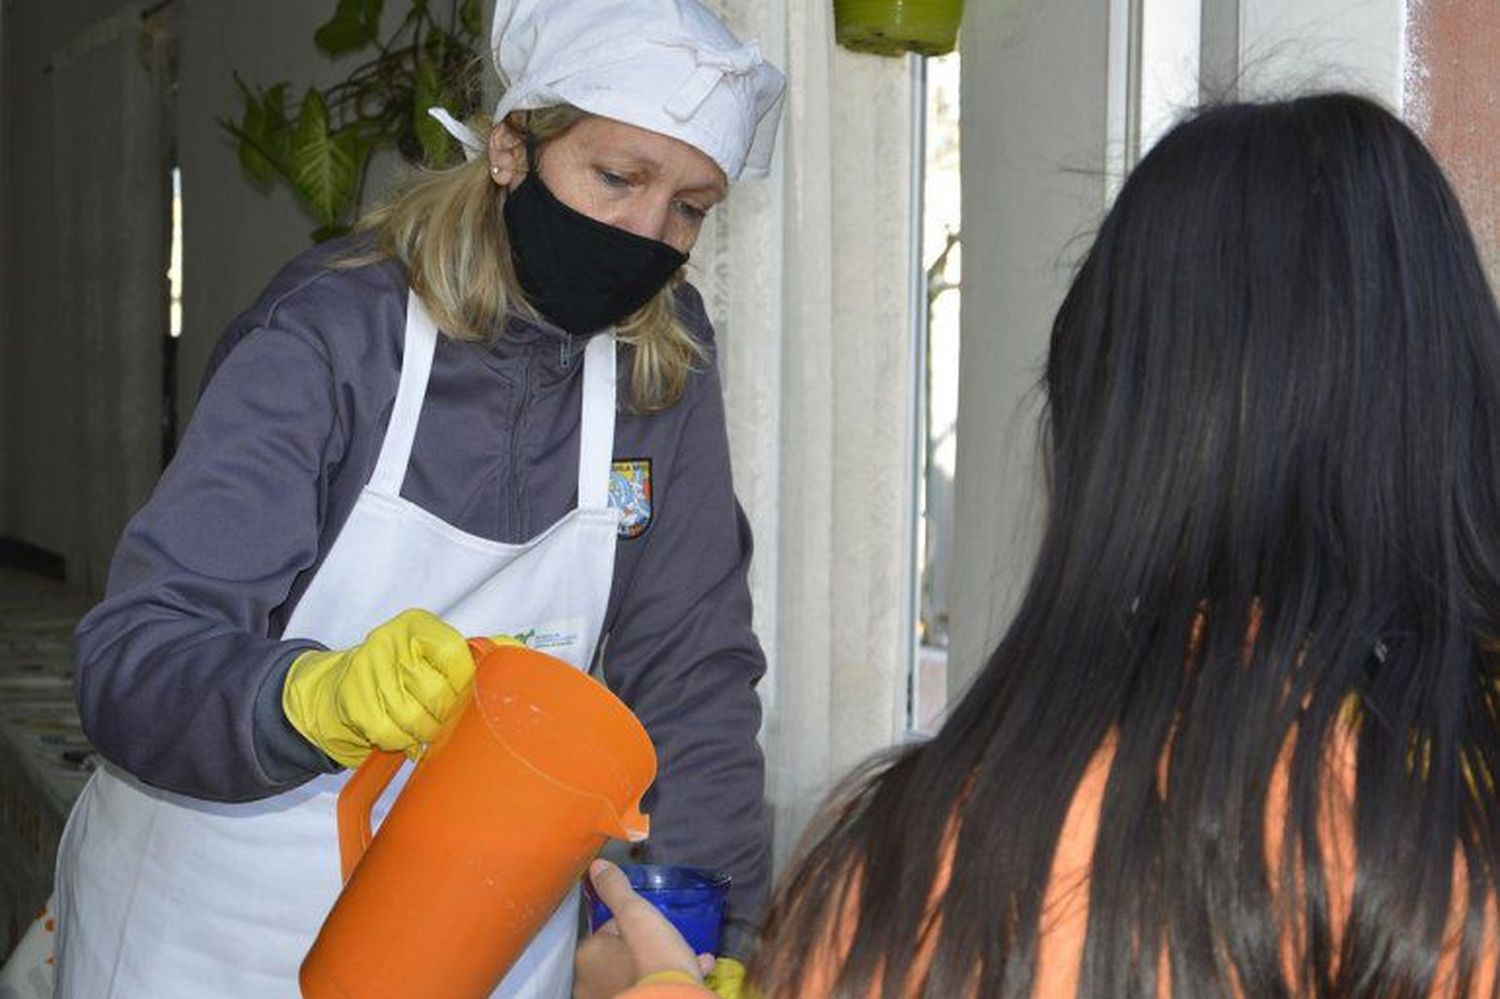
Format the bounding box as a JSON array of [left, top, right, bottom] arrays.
[[0, 569, 94, 962]]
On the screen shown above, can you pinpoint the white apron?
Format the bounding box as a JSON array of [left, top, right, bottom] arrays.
[[51, 291, 621, 999]]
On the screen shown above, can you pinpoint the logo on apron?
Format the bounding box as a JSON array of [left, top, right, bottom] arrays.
[[513, 619, 585, 654], [609, 459, 653, 539]]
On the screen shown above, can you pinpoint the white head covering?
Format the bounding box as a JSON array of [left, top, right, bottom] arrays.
[[430, 0, 786, 181]]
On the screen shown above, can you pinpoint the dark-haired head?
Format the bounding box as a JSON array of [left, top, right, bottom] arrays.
[[757, 93, 1500, 998]]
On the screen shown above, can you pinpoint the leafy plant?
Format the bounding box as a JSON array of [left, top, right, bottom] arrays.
[[221, 0, 485, 241]]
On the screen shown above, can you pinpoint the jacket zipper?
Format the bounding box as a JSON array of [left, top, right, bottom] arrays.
[[508, 353, 533, 534]]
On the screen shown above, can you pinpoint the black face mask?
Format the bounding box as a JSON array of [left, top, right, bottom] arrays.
[[502, 172, 688, 336]]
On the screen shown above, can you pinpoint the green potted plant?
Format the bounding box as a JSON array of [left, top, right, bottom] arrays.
[[221, 0, 484, 241], [834, 0, 964, 57]]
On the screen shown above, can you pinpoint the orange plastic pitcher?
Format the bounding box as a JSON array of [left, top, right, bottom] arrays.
[[299, 639, 656, 999]]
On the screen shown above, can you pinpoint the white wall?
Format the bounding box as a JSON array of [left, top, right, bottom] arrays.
[[947, 0, 1406, 692], [947, 0, 1116, 689], [0, 0, 11, 539], [1140, 0, 1203, 153], [1238, 0, 1405, 108], [2, 0, 138, 557], [175, 0, 428, 426], [1, 0, 453, 556]]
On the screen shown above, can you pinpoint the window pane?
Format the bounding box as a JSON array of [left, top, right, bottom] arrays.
[[914, 51, 960, 735]]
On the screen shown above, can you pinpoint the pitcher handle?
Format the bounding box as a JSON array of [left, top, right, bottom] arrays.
[[336, 637, 496, 882], [337, 750, 405, 883]]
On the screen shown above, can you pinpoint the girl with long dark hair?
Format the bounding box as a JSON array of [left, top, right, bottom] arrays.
[[575, 92, 1500, 998]]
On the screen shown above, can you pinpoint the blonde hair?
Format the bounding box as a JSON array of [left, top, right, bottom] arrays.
[[352, 106, 704, 412]]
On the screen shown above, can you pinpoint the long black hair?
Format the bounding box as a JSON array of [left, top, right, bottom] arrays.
[[755, 94, 1500, 998]]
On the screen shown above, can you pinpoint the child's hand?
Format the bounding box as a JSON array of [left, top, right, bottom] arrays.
[[574, 860, 715, 999]]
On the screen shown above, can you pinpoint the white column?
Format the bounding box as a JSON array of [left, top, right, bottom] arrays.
[[695, 0, 916, 867]]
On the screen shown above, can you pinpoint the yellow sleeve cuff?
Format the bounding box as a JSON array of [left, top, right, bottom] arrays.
[[636, 970, 703, 986]]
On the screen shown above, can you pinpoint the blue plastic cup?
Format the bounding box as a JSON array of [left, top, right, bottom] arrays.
[[586, 864, 732, 956]]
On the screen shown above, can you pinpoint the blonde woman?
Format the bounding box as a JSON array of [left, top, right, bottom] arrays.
[[50, 2, 784, 997]]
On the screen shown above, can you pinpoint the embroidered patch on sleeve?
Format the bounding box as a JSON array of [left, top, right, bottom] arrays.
[[609, 459, 653, 539]]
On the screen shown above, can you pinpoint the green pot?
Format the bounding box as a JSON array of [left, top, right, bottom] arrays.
[[834, 0, 964, 57]]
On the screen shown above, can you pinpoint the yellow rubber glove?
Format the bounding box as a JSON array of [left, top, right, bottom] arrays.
[[282, 609, 476, 768], [705, 957, 754, 999]]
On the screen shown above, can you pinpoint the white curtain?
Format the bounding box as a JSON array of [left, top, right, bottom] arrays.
[[694, 2, 917, 867], [49, 5, 173, 595]]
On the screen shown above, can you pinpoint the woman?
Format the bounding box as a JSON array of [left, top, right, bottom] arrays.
[[51, 1, 784, 997], [578, 94, 1500, 997]]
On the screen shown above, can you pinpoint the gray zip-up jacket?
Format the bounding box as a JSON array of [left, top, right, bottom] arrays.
[[72, 238, 770, 951]]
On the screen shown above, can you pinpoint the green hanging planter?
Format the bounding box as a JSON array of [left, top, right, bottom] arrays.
[[834, 0, 964, 57]]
